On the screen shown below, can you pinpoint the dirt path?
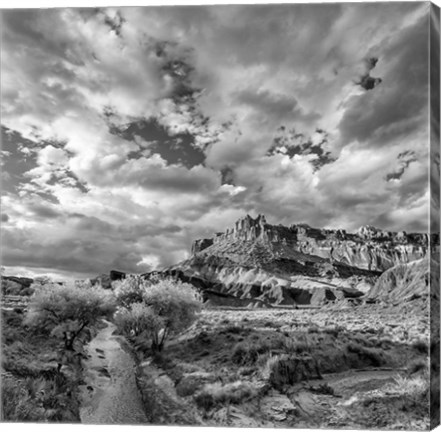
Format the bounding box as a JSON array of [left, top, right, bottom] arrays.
[[79, 320, 148, 425]]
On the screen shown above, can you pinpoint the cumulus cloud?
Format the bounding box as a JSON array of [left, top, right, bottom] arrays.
[[0, 3, 432, 278]]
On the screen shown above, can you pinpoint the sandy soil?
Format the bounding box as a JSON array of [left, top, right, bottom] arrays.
[[79, 320, 148, 425]]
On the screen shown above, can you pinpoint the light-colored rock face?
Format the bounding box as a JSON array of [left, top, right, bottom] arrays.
[[162, 214, 434, 307], [192, 214, 428, 272], [367, 257, 433, 304]]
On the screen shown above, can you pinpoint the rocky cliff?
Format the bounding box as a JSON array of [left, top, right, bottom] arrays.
[[366, 258, 429, 304], [191, 214, 428, 272], [159, 214, 431, 307]]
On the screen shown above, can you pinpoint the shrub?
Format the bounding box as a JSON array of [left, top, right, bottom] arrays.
[[25, 281, 116, 370], [307, 382, 335, 395], [386, 374, 429, 412], [115, 278, 202, 352], [231, 337, 280, 366], [265, 355, 322, 390], [114, 303, 161, 339], [347, 343, 385, 367], [260, 354, 282, 380], [1, 374, 79, 422], [412, 339, 429, 354], [113, 275, 150, 308], [224, 325, 244, 334], [194, 381, 258, 410], [232, 342, 260, 366], [1, 377, 27, 420]]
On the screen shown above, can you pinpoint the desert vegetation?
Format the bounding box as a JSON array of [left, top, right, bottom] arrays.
[[1, 276, 204, 423], [131, 306, 430, 428], [113, 276, 202, 352], [1, 280, 116, 422], [1, 275, 433, 429]]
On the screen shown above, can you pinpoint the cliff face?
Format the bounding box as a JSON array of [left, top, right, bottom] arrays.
[[162, 214, 431, 307], [365, 257, 438, 315], [191, 214, 428, 272]]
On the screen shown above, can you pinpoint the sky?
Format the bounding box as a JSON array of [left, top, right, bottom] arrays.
[[0, 2, 434, 279]]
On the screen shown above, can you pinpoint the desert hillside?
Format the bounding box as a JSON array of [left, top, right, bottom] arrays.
[[140, 214, 433, 308]]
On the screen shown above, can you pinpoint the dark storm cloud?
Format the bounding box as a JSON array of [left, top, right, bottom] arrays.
[[102, 10, 125, 36], [339, 14, 429, 146], [268, 128, 335, 171], [385, 150, 418, 181], [356, 57, 382, 91], [117, 119, 206, 169], [2, 233, 147, 275], [1, 127, 39, 194], [1, 3, 431, 279], [1, 214, 185, 277]]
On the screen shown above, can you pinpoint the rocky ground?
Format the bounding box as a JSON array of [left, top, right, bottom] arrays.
[[1, 293, 432, 428], [122, 306, 430, 429]]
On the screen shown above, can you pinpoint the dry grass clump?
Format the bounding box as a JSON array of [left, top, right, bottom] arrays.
[[194, 380, 258, 410], [385, 374, 429, 413], [259, 354, 282, 381], [346, 343, 386, 367], [1, 374, 79, 422], [263, 354, 322, 390], [2, 308, 81, 422], [231, 342, 261, 366]]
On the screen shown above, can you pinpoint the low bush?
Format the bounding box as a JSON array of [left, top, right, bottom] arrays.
[[115, 279, 202, 353], [1, 374, 79, 422], [347, 343, 385, 367], [307, 382, 335, 395], [224, 325, 244, 334], [113, 275, 150, 308], [194, 380, 258, 410], [231, 342, 261, 366], [412, 339, 429, 354], [265, 355, 322, 390], [387, 375, 429, 408]]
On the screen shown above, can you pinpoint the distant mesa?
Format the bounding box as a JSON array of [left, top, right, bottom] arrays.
[[10, 214, 434, 311], [102, 214, 435, 308], [159, 214, 434, 308], [191, 214, 428, 272]]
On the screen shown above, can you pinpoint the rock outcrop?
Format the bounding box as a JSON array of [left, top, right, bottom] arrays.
[[191, 214, 428, 272], [162, 214, 432, 307], [366, 257, 433, 305], [1, 275, 34, 296], [110, 214, 434, 308]]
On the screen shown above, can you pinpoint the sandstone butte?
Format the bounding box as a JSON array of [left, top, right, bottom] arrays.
[[128, 214, 438, 308]]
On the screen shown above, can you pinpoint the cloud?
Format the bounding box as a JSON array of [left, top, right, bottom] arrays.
[[268, 128, 335, 171], [355, 57, 383, 91], [0, 3, 431, 278], [338, 11, 429, 146], [385, 150, 418, 181]]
